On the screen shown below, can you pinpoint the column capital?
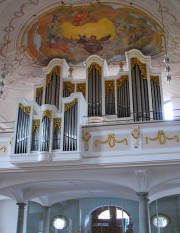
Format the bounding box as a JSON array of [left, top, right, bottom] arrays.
[[136, 192, 148, 198], [16, 202, 26, 208]]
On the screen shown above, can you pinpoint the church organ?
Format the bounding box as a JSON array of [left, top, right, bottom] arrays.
[[13, 50, 163, 159]]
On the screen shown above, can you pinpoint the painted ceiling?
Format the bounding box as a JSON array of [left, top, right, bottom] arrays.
[[22, 3, 163, 65]]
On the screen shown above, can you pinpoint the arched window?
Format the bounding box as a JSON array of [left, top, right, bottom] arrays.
[[91, 206, 132, 233]]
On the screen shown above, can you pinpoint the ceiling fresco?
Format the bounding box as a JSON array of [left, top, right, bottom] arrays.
[[22, 3, 163, 65]]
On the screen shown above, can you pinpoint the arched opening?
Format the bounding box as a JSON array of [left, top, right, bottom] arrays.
[[91, 206, 132, 233]]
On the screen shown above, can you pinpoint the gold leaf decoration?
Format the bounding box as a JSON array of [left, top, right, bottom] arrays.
[[32, 120, 40, 133], [64, 98, 78, 112], [131, 57, 147, 79], [116, 75, 129, 89], [145, 130, 179, 145], [19, 104, 31, 115], [53, 118, 62, 133], [76, 83, 86, 98], [46, 66, 60, 87], [88, 62, 102, 76], [150, 76, 160, 86], [95, 133, 128, 148], [105, 80, 115, 96], [63, 81, 75, 93], [42, 110, 52, 121], [36, 87, 44, 98]]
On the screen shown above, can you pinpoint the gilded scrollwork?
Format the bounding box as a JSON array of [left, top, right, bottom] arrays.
[[46, 66, 60, 87], [19, 103, 31, 115], [63, 81, 75, 93], [95, 133, 128, 148], [150, 76, 160, 86], [88, 63, 102, 76], [0, 146, 6, 152], [82, 131, 91, 151], [131, 57, 147, 79], [116, 75, 129, 89], [53, 118, 62, 133], [76, 83, 86, 98], [42, 110, 52, 121], [64, 98, 78, 112], [105, 80, 115, 96], [36, 87, 44, 98], [145, 130, 179, 145], [32, 120, 40, 133]]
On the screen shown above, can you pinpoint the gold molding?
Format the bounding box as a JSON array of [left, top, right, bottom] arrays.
[[36, 87, 44, 98], [145, 130, 179, 145], [46, 66, 60, 87], [32, 120, 40, 133], [82, 132, 91, 143], [64, 98, 78, 112], [95, 133, 128, 148], [88, 63, 102, 76], [105, 80, 115, 96], [0, 146, 6, 152], [53, 118, 62, 133], [19, 103, 31, 115], [63, 81, 75, 93], [150, 76, 160, 86], [131, 57, 147, 79], [76, 83, 86, 98], [116, 75, 129, 89], [42, 110, 52, 121]]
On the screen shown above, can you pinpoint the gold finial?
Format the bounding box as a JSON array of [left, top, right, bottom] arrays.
[[69, 67, 74, 76], [119, 61, 124, 71]]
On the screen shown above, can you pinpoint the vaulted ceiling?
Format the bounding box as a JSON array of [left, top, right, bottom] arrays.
[[0, 0, 180, 124]]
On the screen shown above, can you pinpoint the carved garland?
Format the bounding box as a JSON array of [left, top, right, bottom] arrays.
[[53, 118, 62, 133], [150, 76, 160, 86], [36, 87, 44, 98], [46, 66, 60, 87], [105, 80, 115, 96], [42, 110, 52, 121], [63, 81, 75, 93], [76, 83, 86, 98], [95, 133, 128, 148], [19, 103, 31, 115], [64, 98, 78, 112], [116, 75, 129, 89], [145, 130, 179, 145], [131, 57, 147, 79], [32, 120, 40, 133], [88, 63, 102, 76]]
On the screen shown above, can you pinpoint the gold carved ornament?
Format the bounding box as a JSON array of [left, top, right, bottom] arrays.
[[19, 103, 31, 115], [105, 80, 115, 96], [88, 63, 102, 76], [32, 120, 40, 133], [95, 133, 128, 148], [53, 118, 62, 133], [145, 130, 179, 145], [63, 81, 75, 93], [64, 98, 78, 112], [36, 87, 44, 98], [42, 110, 52, 121], [150, 76, 160, 86], [0, 146, 6, 152], [131, 128, 140, 140], [46, 66, 61, 87], [76, 83, 86, 98], [116, 75, 129, 89], [131, 57, 147, 79], [82, 132, 91, 143]]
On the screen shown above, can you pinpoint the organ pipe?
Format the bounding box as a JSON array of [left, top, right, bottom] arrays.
[[52, 118, 61, 150], [105, 80, 115, 115]]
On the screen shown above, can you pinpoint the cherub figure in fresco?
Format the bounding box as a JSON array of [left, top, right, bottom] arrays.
[[72, 11, 89, 25], [46, 15, 63, 45]]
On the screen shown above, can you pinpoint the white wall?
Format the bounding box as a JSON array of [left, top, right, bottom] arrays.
[[0, 199, 18, 233]]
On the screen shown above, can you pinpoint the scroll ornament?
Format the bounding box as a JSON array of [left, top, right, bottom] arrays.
[[42, 110, 52, 121], [82, 131, 91, 151], [53, 118, 62, 133], [145, 130, 179, 145], [64, 98, 78, 112], [131, 128, 140, 148], [19, 103, 31, 115], [32, 120, 40, 133], [131, 57, 147, 79], [0, 146, 6, 152], [95, 133, 128, 148]]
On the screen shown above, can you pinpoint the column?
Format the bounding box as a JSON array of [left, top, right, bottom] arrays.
[[42, 206, 50, 233], [137, 192, 149, 233], [16, 202, 26, 233]]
